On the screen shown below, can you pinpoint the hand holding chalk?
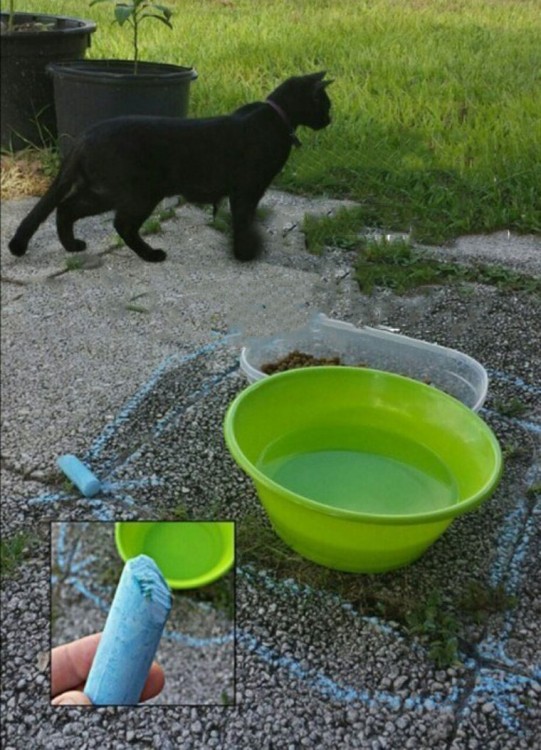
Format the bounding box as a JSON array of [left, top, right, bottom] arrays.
[[84, 554, 172, 705]]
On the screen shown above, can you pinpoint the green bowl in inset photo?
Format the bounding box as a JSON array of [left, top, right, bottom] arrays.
[[115, 521, 235, 589]]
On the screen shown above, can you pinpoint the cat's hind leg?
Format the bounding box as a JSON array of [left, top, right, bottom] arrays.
[[56, 190, 112, 253], [113, 209, 166, 263], [229, 193, 263, 261]]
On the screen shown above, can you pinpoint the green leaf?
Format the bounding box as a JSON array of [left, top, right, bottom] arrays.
[[140, 13, 173, 29], [114, 5, 134, 25], [152, 4, 173, 19], [89, 0, 112, 6]]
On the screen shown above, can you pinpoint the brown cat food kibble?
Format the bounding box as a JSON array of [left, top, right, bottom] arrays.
[[260, 352, 433, 382], [261, 350, 344, 374]]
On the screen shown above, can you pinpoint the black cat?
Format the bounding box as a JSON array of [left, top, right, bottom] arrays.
[[9, 72, 333, 263]]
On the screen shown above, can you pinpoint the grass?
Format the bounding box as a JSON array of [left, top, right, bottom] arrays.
[[4, 0, 540, 242], [0, 531, 35, 577], [457, 580, 517, 625], [354, 237, 541, 294], [494, 396, 529, 418], [124, 291, 151, 313], [304, 219, 541, 293], [64, 256, 84, 271]]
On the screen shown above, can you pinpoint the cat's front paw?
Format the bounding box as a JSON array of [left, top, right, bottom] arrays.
[[66, 239, 87, 253], [145, 249, 167, 263], [232, 226, 263, 262]]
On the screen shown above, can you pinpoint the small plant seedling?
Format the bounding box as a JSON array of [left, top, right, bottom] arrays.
[[141, 215, 162, 235], [157, 206, 176, 222], [210, 207, 230, 235], [494, 397, 528, 418], [6, 0, 15, 32], [1, 531, 34, 577], [458, 580, 517, 624], [65, 256, 84, 272], [221, 690, 234, 705], [61, 478, 76, 492], [526, 482, 541, 500], [405, 591, 461, 668], [171, 502, 190, 521], [124, 290, 151, 313], [124, 303, 150, 313], [90, 0, 174, 74]]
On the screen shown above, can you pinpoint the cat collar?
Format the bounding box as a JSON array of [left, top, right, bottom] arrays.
[[266, 99, 302, 147]]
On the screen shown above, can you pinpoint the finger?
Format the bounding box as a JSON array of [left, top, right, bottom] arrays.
[[51, 690, 93, 706], [139, 661, 165, 702], [59, 661, 164, 701], [52, 632, 165, 702], [51, 633, 101, 696]]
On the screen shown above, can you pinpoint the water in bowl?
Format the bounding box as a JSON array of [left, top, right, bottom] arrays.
[[258, 426, 458, 515], [143, 523, 222, 581]]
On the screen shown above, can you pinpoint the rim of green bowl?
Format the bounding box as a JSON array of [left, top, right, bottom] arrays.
[[224, 367, 503, 526], [115, 521, 235, 589]]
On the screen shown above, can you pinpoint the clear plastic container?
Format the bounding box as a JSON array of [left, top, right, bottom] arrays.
[[239, 313, 488, 411]]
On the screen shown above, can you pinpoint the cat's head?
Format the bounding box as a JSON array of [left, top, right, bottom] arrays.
[[268, 71, 333, 131]]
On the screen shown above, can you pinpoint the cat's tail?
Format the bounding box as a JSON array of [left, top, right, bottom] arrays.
[[9, 152, 80, 257]]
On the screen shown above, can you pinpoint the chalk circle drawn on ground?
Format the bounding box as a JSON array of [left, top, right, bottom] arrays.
[[43, 345, 541, 732]]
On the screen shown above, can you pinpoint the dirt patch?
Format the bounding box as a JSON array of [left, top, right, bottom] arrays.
[[1, 151, 53, 200]]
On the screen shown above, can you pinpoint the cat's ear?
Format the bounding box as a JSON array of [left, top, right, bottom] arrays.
[[310, 71, 334, 89]]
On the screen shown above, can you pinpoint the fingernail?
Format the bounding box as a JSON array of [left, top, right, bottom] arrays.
[[52, 694, 89, 706]]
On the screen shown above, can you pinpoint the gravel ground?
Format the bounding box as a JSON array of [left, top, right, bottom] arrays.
[[1, 190, 540, 748]]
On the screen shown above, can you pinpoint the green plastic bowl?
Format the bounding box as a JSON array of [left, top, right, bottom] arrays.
[[224, 367, 502, 573], [115, 521, 235, 589]]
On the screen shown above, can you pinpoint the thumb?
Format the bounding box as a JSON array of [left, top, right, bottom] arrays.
[[52, 690, 93, 706]]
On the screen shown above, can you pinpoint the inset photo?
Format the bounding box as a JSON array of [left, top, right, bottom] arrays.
[[50, 521, 235, 706]]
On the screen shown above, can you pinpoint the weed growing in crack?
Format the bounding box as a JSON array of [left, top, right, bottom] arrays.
[[494, 397, 528, 418], [1, 531, 36, 577], [405, 591, 461, 668], [457, 580, 517, 625]]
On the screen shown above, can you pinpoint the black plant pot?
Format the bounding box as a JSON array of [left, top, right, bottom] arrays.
[[0, 12, 96, 151], [47, 59, 198, 157]]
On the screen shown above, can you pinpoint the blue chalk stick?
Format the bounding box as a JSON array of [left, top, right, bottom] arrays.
[[57, 454, 101, 497], [84, 554, 172, 705]]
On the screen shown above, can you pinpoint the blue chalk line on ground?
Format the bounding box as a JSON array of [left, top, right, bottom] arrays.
[[86, 337, 231, 465], [481, 407, 541, 436], [487, 368, 541, 396], [100, 366, 238, 485]]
